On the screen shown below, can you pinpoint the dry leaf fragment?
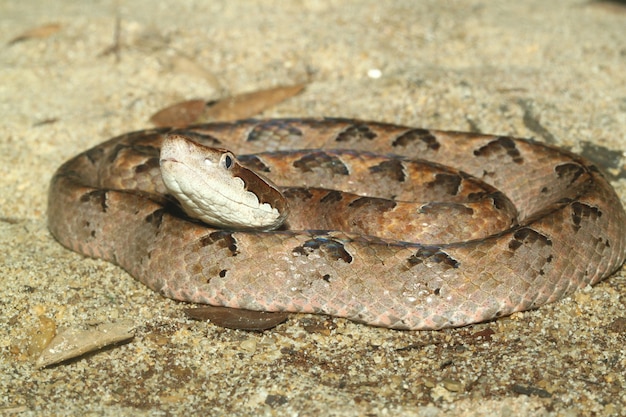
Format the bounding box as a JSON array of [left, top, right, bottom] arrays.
[[8, 23, 62, 45], [203, 83, 306, 122], [36, 321, 135, 368], [27, 316, 57, 358], [149, 83, 306, 127], [184, 306, 289, 331], [149, 99, 207, 128]]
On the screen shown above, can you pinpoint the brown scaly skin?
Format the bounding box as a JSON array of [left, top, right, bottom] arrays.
[[47, 118, 626, 329]]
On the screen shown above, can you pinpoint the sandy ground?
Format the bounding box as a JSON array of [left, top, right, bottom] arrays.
[[1, 1, 626, 416]]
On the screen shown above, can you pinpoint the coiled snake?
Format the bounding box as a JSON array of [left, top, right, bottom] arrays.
[[47, 119, 626, 330]]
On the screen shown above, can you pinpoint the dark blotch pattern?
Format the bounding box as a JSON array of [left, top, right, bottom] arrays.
[[85, 146, 105, 165], [587, 164, 601, 174], [320, 190, 343, 204], [474, 137, 523, 164], [145, 209, 165, 228], [128, 144, 160, 159], [200, 231, 239, 255], [419, 202, 473, 215], [557, 197, 574, 205], [293, 152, 349, 175], [468, 191, 513, 212], [508, 227, 552, 251], [107, 133, 160, 163], [335, 124, 377, 142], [293, 237, 353, 263], [282, 187, 314, 200], [467, 192, 487, 202], [369, 159, 406, 182], [173, 130, 222, 147], [107, 143, 158, 170], [392, 129, 440, 150], [247, 120, 303, 142], [408, 247, 460, 269], [571, 202, 602, 232], [237, 155, 271, 173], [348, 197, 397, 211], [134, 157, 161, 174], [108, 144, 130, 164], [555, 163, 585, 185], [426, 173, 462, 196], [80, 190, 108, 212], [487, 192, 510, 210]]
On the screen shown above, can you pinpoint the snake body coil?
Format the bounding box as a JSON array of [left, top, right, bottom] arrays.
[[48, 119, 626, 329]]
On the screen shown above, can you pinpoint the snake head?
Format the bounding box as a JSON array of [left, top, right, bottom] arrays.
[[160, 134, 288, 230]]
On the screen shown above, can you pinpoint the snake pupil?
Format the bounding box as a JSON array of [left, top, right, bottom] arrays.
[[224, 154, 233, 169]]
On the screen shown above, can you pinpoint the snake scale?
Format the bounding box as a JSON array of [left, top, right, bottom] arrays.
[[48, 118, 626, 330]]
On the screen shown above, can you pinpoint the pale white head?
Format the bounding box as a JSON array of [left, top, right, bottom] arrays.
[[160, 134, 288, 230]]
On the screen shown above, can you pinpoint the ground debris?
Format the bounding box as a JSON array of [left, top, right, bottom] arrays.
[[36, 321, 135, 368]]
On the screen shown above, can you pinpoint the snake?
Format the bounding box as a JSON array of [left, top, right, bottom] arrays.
[[47, 118, 626, 330]]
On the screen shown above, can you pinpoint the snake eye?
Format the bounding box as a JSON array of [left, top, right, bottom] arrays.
[[222, 153, 233, 169]]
